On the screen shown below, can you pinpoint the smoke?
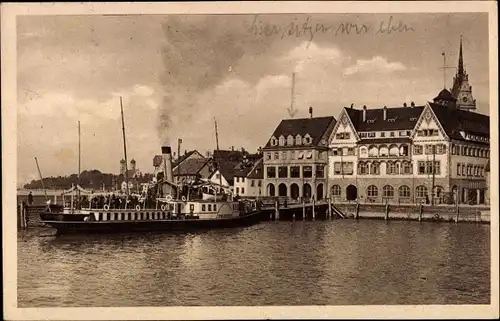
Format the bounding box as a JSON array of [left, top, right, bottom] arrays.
[[157, 15, 278, 146]]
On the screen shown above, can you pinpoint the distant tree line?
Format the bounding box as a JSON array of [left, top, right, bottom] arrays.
[[23, 169, 154, 190]]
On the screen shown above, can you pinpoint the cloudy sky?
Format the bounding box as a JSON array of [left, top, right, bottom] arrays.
[[17, 13, 489, 185]]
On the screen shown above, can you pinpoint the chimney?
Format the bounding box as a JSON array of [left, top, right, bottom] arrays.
[[161, 146, 173, 187], [383, 106, 387, 120], [410, 101, 415, 107], [350, 103, 354, 109], [403, 102, 407, 108], [363, 105, 367, 122], [231, 146, 234, 151], [309, 106, 313, 118]]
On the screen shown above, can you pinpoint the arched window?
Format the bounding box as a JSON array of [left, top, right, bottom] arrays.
[[303, 134, 312, 145], [358, 162, 367, 175], [371, 162, 380, 175], [389, 144, 399, 156], [368, 145, 378, 157], [295, 135, 302, 145], [399, 185, 411, 198], [278, 135, 285, 146], [402, 161, 412, 174], [359, 146, 368, 158], [331, 185, 341, 196], [383, 185, 394, 198], [400, 144, 409, 156], [416, 185, 428, 198], [367, 185, 378, 197], [287, 135, 294, 146], [270, 136, 277, 146], [387, 161, 397, 175], [379, 145, 389, 156]]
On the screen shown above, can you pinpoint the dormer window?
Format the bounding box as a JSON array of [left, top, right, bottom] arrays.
[[278, 135, 285, 146], [295, 135, 302, 145], [270, 136, 278, 146], [287, 135, 294, 145], [303, 134, 312, 145], [410, 117, 417, 121], [367, 119, 375, 124]]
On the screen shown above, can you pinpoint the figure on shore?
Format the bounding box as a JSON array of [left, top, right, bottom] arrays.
[[28, 192, 33, 205]]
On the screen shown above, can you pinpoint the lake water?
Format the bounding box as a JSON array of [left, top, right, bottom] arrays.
[[17, 220, 490, 307]]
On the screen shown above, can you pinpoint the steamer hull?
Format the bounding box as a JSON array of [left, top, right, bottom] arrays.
[[39, 210, 264, 234]]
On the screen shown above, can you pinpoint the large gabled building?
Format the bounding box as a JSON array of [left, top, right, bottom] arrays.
[[262, 116, 336, 201], [328, 102, 424, 203]]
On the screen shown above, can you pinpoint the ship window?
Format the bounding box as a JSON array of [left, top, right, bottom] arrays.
[[202, 204, 206, 211], [213, 204, 217, 211], [189, 204, 194, 212], [208, 204, 212, 211]]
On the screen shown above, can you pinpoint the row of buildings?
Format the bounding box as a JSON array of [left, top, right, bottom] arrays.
[[262, 39, 490, 205], [153, 39, 490, 206]]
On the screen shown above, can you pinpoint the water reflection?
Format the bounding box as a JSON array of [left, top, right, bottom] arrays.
[[18, 221, 490, 307]]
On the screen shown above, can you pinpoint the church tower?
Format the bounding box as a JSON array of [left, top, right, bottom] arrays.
[[451, 36, 476, 111]]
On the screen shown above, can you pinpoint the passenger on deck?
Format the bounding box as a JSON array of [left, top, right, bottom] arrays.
[[28, 192, 33, 205]]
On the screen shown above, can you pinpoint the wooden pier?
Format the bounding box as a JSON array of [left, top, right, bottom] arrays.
[[261, 199, 345, 221]]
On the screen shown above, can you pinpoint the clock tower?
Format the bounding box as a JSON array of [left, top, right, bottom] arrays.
[[451, 37, 476, 111]]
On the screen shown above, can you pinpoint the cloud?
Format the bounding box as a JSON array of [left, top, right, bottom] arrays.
[[342, 56, 407, 76], [285, 41, 346, 73]]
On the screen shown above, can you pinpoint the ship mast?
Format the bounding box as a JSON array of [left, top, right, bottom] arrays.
[[77, 120, 81, 206], [120, 96, 130, 200], [214, 118, 223, 195]]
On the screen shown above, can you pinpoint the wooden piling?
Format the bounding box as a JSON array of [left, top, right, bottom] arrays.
[[327, 198, 332, 220], [384, 203, 389, 220], [19, 202, 24, 229], [275, 200, 280, 221], [302, 199, 306, 220], [355, 202, 360, 220], [312, 198, 316, 220], [419, 204, 423, 222]]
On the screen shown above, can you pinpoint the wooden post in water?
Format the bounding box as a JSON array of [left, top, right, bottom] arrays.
[[312, 198, 316, 220], [19, 202, 25, 229], [327, 198, 332, 220], [302, 199, 306, 220], [419, 204, 423, 222], [385, 203, 389, 220], [355, 202, 360, 220], [455, 192, 459, 223], [275, 200, 280, 221]]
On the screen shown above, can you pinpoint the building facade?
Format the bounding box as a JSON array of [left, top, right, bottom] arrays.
[[327, 92, 489, 205], [262, 116, 336, 201]]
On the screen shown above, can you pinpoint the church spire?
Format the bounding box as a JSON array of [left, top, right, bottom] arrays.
[[458, 35, 464, 76]]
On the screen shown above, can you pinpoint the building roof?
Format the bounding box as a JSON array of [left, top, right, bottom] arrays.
[[213, 150, 246, 162], [247, 158, 264, 179], [233, 165, 253, 178], [173, 158, 210, 176], [433, 89, 456, 102], [344, 105, 424, 132], [485, 160, 490, 172], [209, 160, 240, 186], [264, 116, 336, 149], [172, 150, 203, 168], [429, 102, 489, 142]]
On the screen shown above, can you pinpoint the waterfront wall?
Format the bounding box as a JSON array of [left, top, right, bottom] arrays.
[[335, 203, 490, 223]]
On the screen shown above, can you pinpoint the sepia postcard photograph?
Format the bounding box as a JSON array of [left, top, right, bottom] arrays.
[[2, 1, 499, 320]]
